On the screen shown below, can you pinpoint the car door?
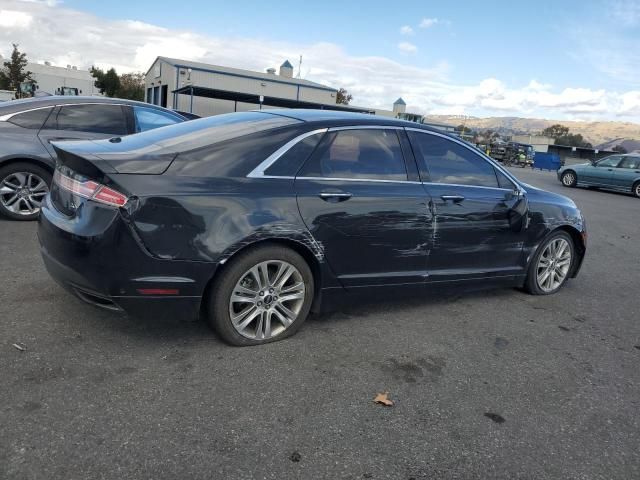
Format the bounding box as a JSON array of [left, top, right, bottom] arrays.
[[294, 127, 431, 287], [38, 103, 129, 158], [407, 129, 529, 283], [580, 155, 621, 186], [611, 156, 640, 190]]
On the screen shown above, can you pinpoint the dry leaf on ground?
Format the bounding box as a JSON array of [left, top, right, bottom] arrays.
[[374, 391, 394, 406]]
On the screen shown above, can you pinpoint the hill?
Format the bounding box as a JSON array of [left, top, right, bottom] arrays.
[[423, 115, 640, 150]]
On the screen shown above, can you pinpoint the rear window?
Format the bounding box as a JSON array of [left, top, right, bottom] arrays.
[[7, 107, 53, 129], [92, 111, 301, 155]]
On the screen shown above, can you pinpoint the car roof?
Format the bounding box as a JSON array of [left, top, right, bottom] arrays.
[[0, 96, 179, 116], [260, 108, 446, 133]]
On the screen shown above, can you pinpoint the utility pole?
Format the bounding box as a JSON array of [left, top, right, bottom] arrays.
[[297, 55, 302, 79]]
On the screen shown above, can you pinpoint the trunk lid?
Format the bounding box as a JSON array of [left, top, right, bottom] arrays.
[[51, 136, 177, 175]]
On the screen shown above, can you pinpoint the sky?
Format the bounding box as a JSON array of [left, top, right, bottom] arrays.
[[1, 0, 640, 122]]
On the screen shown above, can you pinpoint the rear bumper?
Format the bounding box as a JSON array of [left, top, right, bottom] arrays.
[[38, 195, 216, 320]]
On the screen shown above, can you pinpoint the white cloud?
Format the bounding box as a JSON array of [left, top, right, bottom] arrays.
[[397, 42, 417, 54], [399, 25, 414, 35], [1, 0, 640, 122], [419, 17, 439, 28], [0, 10, 33, 28]]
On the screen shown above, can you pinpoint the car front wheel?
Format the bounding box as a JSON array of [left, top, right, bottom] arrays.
[[208, 245, 314, 346], [525, 231, 575, 295], [0, 162, 51, 221], [633, 181, 640, 198], [561, 171, 577, 187]]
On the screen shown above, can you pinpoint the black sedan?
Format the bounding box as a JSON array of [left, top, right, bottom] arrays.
[[0, 96, 187, 220], [38, 110, 586, 345]]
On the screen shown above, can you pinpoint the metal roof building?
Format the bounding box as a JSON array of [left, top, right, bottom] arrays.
[[144, 56, 373, 116]]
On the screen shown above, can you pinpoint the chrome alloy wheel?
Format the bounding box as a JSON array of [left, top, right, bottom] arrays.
[[562, 172, 576, 186], [229, 260, 306, 340], [0, 172, 49, 216], [536, 238, 572, 293]]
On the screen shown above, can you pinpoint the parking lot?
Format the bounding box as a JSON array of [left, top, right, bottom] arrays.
[[1, 167, 638, 480]]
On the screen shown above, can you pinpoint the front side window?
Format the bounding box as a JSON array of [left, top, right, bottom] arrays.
[[134, 107, 182, 133], [618, 156, 640, 169], [53, 104, 127, 135], [298, 129, 407, 181], [596, 156, 621, 168], [408, 131, 499, 188]]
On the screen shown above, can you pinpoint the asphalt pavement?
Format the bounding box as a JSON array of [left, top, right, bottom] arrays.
[[1, 167, 639, 480]]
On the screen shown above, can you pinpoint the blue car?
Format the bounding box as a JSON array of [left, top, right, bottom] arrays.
[[558, 154, 640, 198]]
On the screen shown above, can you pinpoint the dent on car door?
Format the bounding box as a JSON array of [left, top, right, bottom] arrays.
[[407, 130, 528, 282], [294, 128, 431, 287], [38, 104, 129, 158]]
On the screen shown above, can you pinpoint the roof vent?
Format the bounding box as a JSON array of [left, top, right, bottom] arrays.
[[266, 68, 276, 75], [44, 61, 51, 66]]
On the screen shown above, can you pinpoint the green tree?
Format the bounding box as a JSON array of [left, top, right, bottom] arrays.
[[116, 72, 145, 101], [0, 44, 33, 91], [542, 123, 591, 148], [541, 124, 570, 139], [336, 87, 353, 105], [90, 66, 121, 97]]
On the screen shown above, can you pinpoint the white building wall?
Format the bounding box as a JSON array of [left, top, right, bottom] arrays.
[[27, 63, 100, 96]]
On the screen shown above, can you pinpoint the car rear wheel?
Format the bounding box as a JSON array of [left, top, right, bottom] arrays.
[[208, 245, 314, 346], [525, 231, 575, 295], [561, 171, 577, 187], [0, 163, 51, 221], [633, 181, 640, 198]]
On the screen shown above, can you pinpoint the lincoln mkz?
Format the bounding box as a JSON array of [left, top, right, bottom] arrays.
[[37, 110, 587, 345]]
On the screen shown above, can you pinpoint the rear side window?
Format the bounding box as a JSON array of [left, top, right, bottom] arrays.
[[134, 107, 182, 132], [50, 104, 127, 135], [409, 131, 499, 188], [298, 129, 407, 181], [619, 157, 640, 169], [264, 132, 324, 177], [7, 107, 53, 129]]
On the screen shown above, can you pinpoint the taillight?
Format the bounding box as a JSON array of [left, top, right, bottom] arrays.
[[53, 170, 128, 207]]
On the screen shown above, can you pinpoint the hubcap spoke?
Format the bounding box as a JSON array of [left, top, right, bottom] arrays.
[[229, 259, 305, 340], [0, 172, 49, 216], [536, 237, 572, 292]]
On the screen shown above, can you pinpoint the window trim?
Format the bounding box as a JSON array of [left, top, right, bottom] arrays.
[[404, 127, 525, 193], [247, 128, 328, 178]]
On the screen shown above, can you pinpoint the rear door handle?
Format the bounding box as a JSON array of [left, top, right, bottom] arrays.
[[319, 192, 352, 202], [440, 194, 465, 203]]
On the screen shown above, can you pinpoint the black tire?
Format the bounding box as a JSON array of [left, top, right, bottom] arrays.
[[524, 231, 575, 295], [0, 162, 52, 221], [207, 244, 314, 346], [561, 170, 577, 188], [633, 181, 640, 198]]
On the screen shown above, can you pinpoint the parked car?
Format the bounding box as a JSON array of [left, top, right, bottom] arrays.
[[0, 96, 188, 220], [558, 154, 640, 198], [38, 110, 587, 346]]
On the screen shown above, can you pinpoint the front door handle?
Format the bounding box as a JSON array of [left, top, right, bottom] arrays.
[[319, 192, 352, 202], [440, 194, 465, 203]]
